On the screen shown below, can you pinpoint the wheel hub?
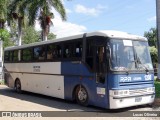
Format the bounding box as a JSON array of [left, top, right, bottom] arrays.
[[78, 89, 87, 101]]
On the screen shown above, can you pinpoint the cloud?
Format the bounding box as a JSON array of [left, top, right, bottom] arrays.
[[35, 7, 87, 38], [147, 16, 156, 22], [75, 4, 106, 17], [50, 16, 87, 38], [35, 15, 87, 38], [66, 8, 72, 13]]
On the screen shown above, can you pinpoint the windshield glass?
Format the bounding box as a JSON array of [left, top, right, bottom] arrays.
[[134, 41, 153, 70], [109, 39, 153, 71]]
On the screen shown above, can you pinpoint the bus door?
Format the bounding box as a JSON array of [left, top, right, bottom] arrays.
[[85, 37, 108, 107], [94, 39, 107, 91], [95, 45, 106, 84], [93, 40, 108, 107]]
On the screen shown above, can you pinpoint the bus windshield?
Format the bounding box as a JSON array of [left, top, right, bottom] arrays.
[[109, 39, 153, 71]]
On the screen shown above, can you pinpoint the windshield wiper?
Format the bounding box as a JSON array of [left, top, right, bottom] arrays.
[[136, 56, 149, 74]]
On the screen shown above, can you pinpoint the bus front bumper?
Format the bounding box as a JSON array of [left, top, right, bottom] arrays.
[[109, 94, 155, 109]]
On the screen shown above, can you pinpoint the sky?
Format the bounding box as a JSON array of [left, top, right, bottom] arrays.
[[36, 0, 156, 38]]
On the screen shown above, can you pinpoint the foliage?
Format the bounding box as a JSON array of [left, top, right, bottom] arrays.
[[144, 28, 158, 64], [8, 0, 31, 45], [22, 26, 40, 44], [26, 0, 66, 41], [149, 46, 158, 63], [47, 33, 56, 40], [0, 29, 14, 48], [0, 29, 10, 40], [22, 27, 56, 44], [0, 0, 8, 28], [155, 81, 160, 98], [144, 28, 157, 47], [8, 0, 66, 41]]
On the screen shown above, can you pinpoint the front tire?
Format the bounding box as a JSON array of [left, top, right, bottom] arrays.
[[75, 85, 88, 106], [15, 79, 22, 93]]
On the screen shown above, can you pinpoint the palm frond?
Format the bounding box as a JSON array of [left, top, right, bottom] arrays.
[[28, 1, 41, 26], [49, 0, 66, 21]]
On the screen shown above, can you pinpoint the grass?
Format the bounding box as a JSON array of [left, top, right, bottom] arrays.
[[155, 81, 160, 98]]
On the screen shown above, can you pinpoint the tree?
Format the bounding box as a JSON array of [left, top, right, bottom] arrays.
[[22, 26, 40, 44], [0, 0, 8, 29], [0, 29, 14, 48], [144, 28, 157, 48], [47, 33, 56, 40], [144, 27, 158, 64], [149, 46, 158, 64], [22, 27, 56, 44], [27, 0, 66, 41], [8, 0, 27, 46]]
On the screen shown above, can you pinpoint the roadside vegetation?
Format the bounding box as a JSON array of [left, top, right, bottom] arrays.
[[0, 0, 66, 47], [155, 81, 160, 98]]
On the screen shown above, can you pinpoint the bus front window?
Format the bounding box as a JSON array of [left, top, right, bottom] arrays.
[[134, 41, 153, 70], [109, 39, 153, 71], [110, 39, 136, 71]]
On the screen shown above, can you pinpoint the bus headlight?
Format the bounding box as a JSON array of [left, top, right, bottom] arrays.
[[111, 90, 129, 96], [147, 87, 155, 93]]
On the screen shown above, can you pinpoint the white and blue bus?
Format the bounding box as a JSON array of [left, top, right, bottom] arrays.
[[4, 30, 155, 109]]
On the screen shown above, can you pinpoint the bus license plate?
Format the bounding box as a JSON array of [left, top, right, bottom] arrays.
[[135, 97, 142, 102]]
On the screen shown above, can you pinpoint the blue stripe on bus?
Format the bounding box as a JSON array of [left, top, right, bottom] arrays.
[[107, 73, 154, 90], [61, 62, 109, 108]]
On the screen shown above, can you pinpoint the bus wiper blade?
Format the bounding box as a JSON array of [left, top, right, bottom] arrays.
[[136, 57, 149, 73]]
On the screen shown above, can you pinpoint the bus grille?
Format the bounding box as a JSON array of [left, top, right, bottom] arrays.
[[129, 88, 148, 95]]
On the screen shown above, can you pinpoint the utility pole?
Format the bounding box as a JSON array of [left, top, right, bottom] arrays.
[[156, 0, 160, 80]]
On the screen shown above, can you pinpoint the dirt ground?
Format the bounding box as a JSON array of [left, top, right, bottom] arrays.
[[0, 85, 160, 120]]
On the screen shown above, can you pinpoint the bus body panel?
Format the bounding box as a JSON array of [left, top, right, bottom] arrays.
[[109, 94, 155, 109], [62, 62, 109, 108], [108, 73, 155, 109], [4, 62, 65, 99], [108, 73, 154, 89]]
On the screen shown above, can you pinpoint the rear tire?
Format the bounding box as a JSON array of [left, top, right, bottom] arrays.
[[15, 79, 22, 93], [75, 85, 88, 106]]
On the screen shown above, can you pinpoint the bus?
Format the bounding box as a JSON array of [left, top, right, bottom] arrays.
[[4, 30, 155, 109]]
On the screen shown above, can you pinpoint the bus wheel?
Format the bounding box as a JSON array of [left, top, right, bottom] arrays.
[[15, 79, 22, 93], [75, 85, 88, 106]]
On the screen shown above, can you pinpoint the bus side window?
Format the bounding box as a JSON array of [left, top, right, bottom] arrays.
[[47, 45, 53, 60], [63, 43, 73, 59], [54, 45, 62, 59], [9, 51, 13, 62], [22, 48, 32, 61], [4, 51, 10, 62], [13, 50, 18, 62], [34, 46, 45, 61], [75, 42, 82, 58], [86, 39, 94, 71]]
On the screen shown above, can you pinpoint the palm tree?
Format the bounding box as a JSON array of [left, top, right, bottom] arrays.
[[9, 0, 66, 44], [8, 0, 27, 46], [0, 0, 8, 29], [27, 0, 66, 41]]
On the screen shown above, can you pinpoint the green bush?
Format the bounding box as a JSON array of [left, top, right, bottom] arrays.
[[155, 81, 160, 98]]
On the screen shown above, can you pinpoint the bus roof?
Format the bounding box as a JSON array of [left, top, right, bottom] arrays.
[[5, 30, 147, 51]]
